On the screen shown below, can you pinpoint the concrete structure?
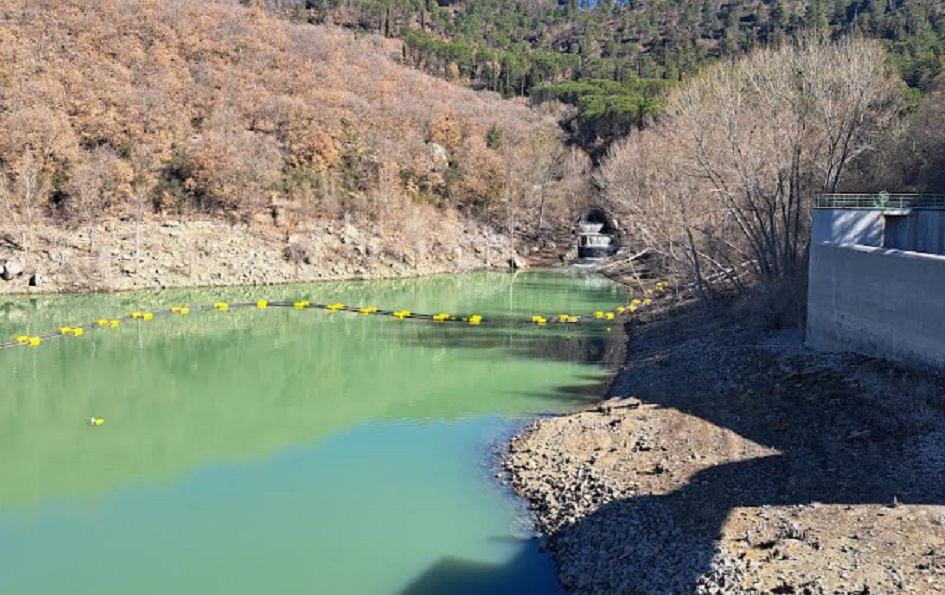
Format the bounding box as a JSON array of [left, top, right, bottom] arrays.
[[575, 209, 618, 260], [807, 194, 945, 370], [810, 209, 885, 246]]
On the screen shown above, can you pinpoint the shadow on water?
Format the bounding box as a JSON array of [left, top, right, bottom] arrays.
[[399, 541, 563, 595], [535, 305, 945, 593], [386, 321, 627, 368]]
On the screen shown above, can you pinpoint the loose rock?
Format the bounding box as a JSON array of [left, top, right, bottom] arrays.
[[2, 257, 24, 280], [29, 268, 47, 287]]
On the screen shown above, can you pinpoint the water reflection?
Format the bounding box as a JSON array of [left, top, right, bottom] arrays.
[[0, 270, 626, 508]]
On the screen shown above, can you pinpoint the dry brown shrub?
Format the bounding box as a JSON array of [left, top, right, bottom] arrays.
[[427, 111, 464, 151], [0, 0, 568, 235]]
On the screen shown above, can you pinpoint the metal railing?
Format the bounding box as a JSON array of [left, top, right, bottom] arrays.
[[815, 193, 945, 210]]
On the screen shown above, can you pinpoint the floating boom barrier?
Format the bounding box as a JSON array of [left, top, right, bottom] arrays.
[[1, 281, 671, 351]]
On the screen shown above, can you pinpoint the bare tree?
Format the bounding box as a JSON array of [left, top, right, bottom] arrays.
[[599, 38, 900, 295], [130, 145, 157, 264], [186, 108, 284, 219], [0, 148, 49, 258], [64, 147, 126, 252]]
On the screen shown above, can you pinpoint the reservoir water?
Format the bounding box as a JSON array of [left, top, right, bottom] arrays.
[[0, 270, 626, 594]]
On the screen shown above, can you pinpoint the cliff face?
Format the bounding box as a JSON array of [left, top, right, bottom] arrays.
[[0, 0, 579, 292]]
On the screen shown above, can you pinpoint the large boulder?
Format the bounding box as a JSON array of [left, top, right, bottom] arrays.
[[427, 142, 450, 172], [29, 268, 47, 287], [2, 257, 24, 280]]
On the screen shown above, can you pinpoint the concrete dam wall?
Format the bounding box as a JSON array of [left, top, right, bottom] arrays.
[[807, 242, 945, 370], [806, 202, 945, 370]]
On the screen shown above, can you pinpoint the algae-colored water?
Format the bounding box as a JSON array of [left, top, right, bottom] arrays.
[[0, 270, 626, 594]]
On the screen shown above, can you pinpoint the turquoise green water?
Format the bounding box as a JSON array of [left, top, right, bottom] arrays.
[[0, 270, 626, 594]]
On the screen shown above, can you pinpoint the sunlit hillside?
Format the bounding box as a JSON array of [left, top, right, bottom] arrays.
[[0, 0, 578, 247]]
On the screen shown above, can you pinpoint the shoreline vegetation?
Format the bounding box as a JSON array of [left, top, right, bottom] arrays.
[[503, 294, 945, 594]]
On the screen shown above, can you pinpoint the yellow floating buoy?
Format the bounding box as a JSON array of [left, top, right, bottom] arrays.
[[358, 307, 379, 315], [594, 311, 604, 319], [142, 312, 154, 321], [28, 337, 42, 347], [432, 313, 450, 322], [14, 335, 30, 345], [325, 303, 345, 311], [88, 417, 104, 426], [257, 300, 268, 310], [643, 298, 652, 306], [294, 300, 310, 310], [645, 289, 653, 295], [213, 302, 229, 312], [171, 306, 190, 315], [392, 310, 412, 319], [632, 299, 641, 306], [616, 306, 626, 313], [109, 319, 121, 328], [604, 312, 615, 320], [72, 327, 84, 337], [131, 312, 144, 319], [628, 305, 638, 313], [95, 319, 110, 328], [468, 315, 482, 326], [58, 327, 74, 336]]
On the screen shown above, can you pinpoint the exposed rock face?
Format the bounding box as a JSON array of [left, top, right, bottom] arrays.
[[0, 215, 521, 294], [427, 142, 450, 171]]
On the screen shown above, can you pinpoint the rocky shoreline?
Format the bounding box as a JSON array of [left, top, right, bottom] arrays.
[[504, 301, 945, 594], [0, 213, 522, 295]]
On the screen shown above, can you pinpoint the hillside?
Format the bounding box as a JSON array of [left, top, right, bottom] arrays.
[[269, 0, 945, 148], [0, 0, 581, 287], [0, 0, 589, 292]]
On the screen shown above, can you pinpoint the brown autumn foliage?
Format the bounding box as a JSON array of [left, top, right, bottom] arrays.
[[0, 0, 571, 244]]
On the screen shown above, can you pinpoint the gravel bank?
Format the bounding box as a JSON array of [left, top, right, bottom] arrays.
[[504, 302, 945, 594]]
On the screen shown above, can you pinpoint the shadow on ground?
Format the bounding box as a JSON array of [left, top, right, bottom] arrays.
[[517, 304, 945, 593]]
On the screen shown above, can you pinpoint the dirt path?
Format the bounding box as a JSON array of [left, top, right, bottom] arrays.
[[504, 303, 945, 594]]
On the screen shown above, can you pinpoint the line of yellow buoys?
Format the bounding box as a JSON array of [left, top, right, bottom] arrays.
[[1, 281, 671, 351]]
